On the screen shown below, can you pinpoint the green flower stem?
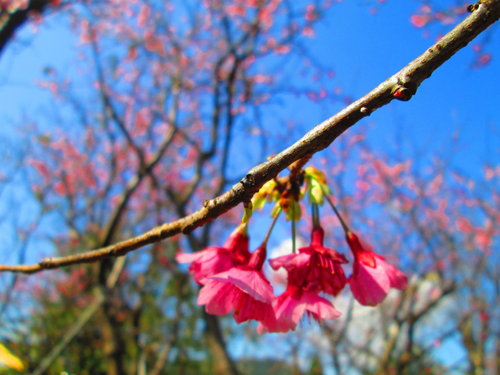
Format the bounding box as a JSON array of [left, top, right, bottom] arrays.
[[263, 208, 282, 245], [323, 187, 350, 234], [241, 201, 253, 224], [311, 203, 320, 227]]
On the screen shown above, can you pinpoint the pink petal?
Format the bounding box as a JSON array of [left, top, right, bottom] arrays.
[[302, 292, 341, 320], [177, 248, 234, 284], [266, 293, 304, 333], [349, 261, 390, 306], [276, 293, 305, 326], [233, 293, 275, 325], [410, 14, 430, 28], [377, 258, 408, 290], [212, 268, 274, 302], [175, 251, 204, 264], [269, 252, 310, 271], [269, 253, 298, 270], [270, 291, 341, 332], [195, 253, 232, 274], [176, 247, 224, 266], [197, 279, 236, 315]]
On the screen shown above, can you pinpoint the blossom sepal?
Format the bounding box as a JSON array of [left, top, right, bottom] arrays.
[[304, 167, 330, 205]]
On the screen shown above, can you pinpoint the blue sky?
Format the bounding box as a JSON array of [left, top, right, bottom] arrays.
[[307, 1, 498, 171]]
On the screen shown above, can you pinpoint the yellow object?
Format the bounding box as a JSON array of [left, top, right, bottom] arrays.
[[0, 343, 25, 372]]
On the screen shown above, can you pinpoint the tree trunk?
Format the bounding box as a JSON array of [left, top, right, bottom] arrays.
[[203, 312, 240, 375], [97, 258, 127, 375], [98, 300, 127, 375]]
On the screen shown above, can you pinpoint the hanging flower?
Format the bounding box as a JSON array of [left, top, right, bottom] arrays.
[[294, 225, 348, 296], [176, 224, 250, 284], [197, 243, 276, 326], [263, 251, 341, 332], [347, 231, 408, 306]]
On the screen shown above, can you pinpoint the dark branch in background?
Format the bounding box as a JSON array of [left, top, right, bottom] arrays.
[[0, 0, 498, 274], [0, 0, 56, 56]]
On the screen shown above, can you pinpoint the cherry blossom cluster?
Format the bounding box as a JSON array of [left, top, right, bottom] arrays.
[[177, 167, 408, 333]]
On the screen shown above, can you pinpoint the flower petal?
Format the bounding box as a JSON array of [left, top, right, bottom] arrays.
[[302, 292, 341, 320], [349, 261, 390, 306], [269, 253, 298, 270], [233, 293, 275, 325], [377, 257, 408, 290], [177, 248, 234, 284], [269, 252, 311, 271], [197, 279, 236, 315], [225, 269, 274, 302], [267, 293, 305, 332], [176, 247, 227, 263], [277, 293, 305, 324]]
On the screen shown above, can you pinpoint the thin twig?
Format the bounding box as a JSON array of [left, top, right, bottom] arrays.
[[1, 1, 498, 274]]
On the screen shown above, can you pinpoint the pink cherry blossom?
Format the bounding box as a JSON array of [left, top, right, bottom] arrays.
[[197, 243, 275, 326], [198, 267, 275, 325], [305, 4, 318, 22], [410, 14, 431, 28], [175, 225, 250, 284], [347, 231, 408, 306], [137, 4, 151, 28], [263, 254, 342, 332], [302, 26, 315, 37], [286, 226, 348, 296]]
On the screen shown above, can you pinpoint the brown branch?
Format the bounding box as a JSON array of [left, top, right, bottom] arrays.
[[0, 0, 51, 56], [1, 0, 499, 274]]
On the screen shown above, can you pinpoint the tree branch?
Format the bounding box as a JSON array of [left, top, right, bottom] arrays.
[[1, 0, 498, 274], [0, 0, 54, 56]]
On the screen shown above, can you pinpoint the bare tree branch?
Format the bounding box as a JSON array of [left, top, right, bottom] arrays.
[[0, 0, 54, 56], [1, 0, 498, 274]]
